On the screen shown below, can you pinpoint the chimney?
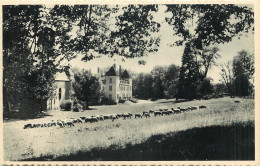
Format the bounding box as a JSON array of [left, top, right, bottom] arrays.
[[119, 65, 122, 76], [113, 64, 116, 73]]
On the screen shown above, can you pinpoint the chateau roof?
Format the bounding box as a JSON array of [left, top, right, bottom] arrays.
[[121, 70, 131, 79], [55, 66, 73, 81], [105, 66, 117, 76], [55, 72, 71, 81]]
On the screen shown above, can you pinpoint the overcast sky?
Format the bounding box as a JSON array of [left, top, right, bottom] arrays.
[[69, 4, 254, 83]]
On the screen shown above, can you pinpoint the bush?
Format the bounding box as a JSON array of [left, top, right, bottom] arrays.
[[73, 107, 79, 112], [129, 98, 138, 103], [60, 100, 72, 111], [73, 102, 83, 112], [101, 97, 116, 105]]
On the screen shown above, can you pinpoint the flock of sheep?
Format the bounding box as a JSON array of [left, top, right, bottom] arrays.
[[23, 105, 207, 129]]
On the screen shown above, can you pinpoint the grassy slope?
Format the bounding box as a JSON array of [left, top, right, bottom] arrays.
[[3, 97, 254, 161], [28, 122, 254, 161]]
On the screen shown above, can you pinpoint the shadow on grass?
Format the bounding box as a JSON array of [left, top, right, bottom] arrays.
[[23, 121, 255, 161]]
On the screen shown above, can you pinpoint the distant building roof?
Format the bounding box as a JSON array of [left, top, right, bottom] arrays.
[[105, 66, 117, 76], [55, 72, 71, 81], [55, 67, 73, 82], [121, 70, 131, 79]]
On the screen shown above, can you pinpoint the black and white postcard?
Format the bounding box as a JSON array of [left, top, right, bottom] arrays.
[[0, 0, 259, 165]]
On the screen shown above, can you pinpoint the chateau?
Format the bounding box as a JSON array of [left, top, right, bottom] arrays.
[[99, 64, 132, 103]]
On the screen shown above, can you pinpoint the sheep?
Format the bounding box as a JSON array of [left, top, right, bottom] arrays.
[[90, 116, 99, 122], [142, 111, 148, 116], [116, 114, 122, 118], [173, 109, 181, 114], [103, 115, 110, 120], [135, 114, 142, 118], [178, 107, 186, 112], [123, 113, 132, 119], [77, 119, 83, 123], [57, 120, 64, 128], [154, 111, 162, 116], [80, 117, 86, 120], [99, 116, 104, 121], [199, 105, 207, 109], [234, 100, 241, 103], [144, 113, 150, 118], [161, 111, 168, 116], [85, 117, 92, 123], [149, 110, 154, 114], [191, 106, 197, 110], [111, 115, 118, 122], [24, 124, 33, 129], [64, 121, 74, 127], [167, 110, 174, 115], [47, 121, 56, 127]]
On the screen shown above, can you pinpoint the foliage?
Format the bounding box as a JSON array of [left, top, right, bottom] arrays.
[[100, 97, 117, 105], [219, 50, 254, 97], [198, 78, 214, 97], [232, 50, 254, 96], [72, 70, 101, 108], [50, 5, 161, 61], [163, 65, 180, 98], [177, 42, 201, 100], [214, 83, 228, 95], [3, 5, 64, 117], [165, 4, 254, 48], [112, 5, 160, 58], [219, 61, 234, 95], [133, 64, 179, 100], [60, 100, 72, 111]]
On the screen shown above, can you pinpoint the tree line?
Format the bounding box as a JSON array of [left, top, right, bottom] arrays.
[[132, 65, 179, 100], [220, 50, 254, 97]]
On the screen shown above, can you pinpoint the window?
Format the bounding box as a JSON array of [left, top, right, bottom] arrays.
[[110, 78, 112, 83], [109, 94, 112, 99], [59, 88, 62, 100], [109, 86, 112, 91]]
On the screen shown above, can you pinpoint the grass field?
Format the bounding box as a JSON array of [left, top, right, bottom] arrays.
[[3, 97, 255, 161]]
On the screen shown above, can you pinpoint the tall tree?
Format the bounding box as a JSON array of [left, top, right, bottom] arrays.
[[200, 47, 221, 78], [163, 64, 180, 98], [177, 42, 201, 100], [72, 70, 101, 109], [3, 5, 72, 117], [232, 50, 254, 96], [219, 61, 234, 95]]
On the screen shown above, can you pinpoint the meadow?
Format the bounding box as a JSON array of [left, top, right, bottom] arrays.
[[3, 97, 254, 161]]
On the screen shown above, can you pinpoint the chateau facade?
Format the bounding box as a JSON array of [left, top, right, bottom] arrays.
[[99, 64, 132, 103], [47, 68, 73, 110]]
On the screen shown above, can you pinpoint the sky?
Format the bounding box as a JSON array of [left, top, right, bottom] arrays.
[[68, 5, 254, 83]]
